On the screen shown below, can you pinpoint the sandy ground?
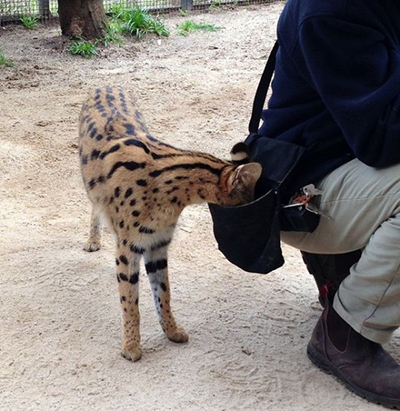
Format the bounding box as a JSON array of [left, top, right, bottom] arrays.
[[1, 3, 399, 410]]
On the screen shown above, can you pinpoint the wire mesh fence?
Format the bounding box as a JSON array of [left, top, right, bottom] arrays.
[[0, 0, 270, 24]]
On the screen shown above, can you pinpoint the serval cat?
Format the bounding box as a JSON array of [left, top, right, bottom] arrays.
[[79, 87, 262, 361]]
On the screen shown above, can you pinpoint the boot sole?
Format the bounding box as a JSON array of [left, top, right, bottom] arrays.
[[307, 342, 400, 409]]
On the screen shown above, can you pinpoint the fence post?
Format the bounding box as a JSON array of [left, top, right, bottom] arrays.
[[39, 0, 51, 18], [181, 0, 193, 11]]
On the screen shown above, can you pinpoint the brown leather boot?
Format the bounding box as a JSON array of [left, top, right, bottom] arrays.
[[307, 297, 400, 408]]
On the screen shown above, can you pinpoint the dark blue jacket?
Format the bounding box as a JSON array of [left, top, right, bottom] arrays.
[[247, 0, 400, 195]]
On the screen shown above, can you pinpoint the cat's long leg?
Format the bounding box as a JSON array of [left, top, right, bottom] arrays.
[[144, 238, 189, 343], [115, 242, 143, 361], [84, 207, 102, 252]]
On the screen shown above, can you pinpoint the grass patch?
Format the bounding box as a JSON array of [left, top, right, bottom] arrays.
[[177, 20, 222, 36], [109, 5, 169, 39], [0, 47, 14, 67], [67, 5, 170, 58], [20, 15, 39, 29], [69, 40, 98, 58], [0, 53, 14, 67]]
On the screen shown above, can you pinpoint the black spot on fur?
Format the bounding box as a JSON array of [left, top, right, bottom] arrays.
[[107, 161, 146, 180], [87, 122, 95, 133], [88, 179, 96, 189], [91, 149, 101, 160], [115, 187, 121, 198], [139, 226, 155, 234], [130, 244, 145, 254], [99, 144, 120, 159], [89, 127, 98, 139], [133, 222, 140, 228], [124, 123, 136, 135], [150, 239, 171, 251], [129, 273, 139, 284], [119, 255, 129, 265], [166, 186, 179, 195], [160, 282, 167, 292], [125, 188, 133, 198], [119, 221, 124, 228], [121, 296, 126, 302], [124, 139, 150, 154], [132, 210, 140, 217], [145, 259, 168, 273], [136, 179, 147, 187], [130, 199, 137, 207], [106, 93, 116, 107], [119, 273, 128, 282]]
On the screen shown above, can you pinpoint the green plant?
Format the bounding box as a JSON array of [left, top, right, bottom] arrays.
[[177, 20, 222, 36], [0, 46, 14, 67], [0, 53, 14, 67], [109, 5, 169, 39], [179, 9, 188, 17], [69, 40, 98, 58], [103, 21, 124, 47], [20, 15, 39, 29]]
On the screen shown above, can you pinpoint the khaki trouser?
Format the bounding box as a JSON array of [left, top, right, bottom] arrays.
[[281, 158, 400, 344]]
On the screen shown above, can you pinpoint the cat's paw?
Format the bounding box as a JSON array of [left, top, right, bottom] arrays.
[[167, 326, 189, 343], [121, 345, 142, 362], [83, 241, 101, 252]]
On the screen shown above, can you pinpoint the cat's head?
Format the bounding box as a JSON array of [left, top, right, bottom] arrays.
[[219, 142, 262, 206]]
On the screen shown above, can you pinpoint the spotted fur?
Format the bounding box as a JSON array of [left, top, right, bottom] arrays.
[[79, 87, 262, 361]]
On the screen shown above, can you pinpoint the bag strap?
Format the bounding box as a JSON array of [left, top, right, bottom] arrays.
[[248, 41, 279, 134]]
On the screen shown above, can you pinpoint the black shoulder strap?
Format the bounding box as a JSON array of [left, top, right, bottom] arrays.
[[248, 41, 279, 134]]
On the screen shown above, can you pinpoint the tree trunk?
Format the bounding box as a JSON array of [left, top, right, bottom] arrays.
[[58, 0, 107, 40]]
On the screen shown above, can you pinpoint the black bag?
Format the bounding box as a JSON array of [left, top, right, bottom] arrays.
[[209, 41, 319, 274]]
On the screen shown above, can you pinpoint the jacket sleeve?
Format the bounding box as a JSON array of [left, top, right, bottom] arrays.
[[296, 16, 400, 167]]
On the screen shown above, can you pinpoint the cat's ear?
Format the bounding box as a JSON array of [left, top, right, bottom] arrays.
[[228, 163, 262, 198], [230, 142, 250, 164]]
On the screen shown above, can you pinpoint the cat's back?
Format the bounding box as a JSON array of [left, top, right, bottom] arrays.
[[78, 87, 157, 191]]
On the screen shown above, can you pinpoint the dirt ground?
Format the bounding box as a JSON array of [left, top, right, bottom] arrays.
[[1, 3, 399, 410]]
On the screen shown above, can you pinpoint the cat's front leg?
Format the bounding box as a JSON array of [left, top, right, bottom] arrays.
[[144, 246, 188, 343], [115, 244, 142, 361]]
